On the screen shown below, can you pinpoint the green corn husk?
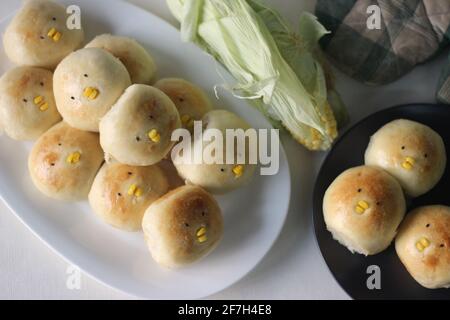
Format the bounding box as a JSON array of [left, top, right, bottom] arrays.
[[167, 0, 348, 150]]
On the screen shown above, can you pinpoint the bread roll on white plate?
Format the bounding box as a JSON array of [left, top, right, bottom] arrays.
[[85, 34, 157, 85], [154, 78, 212, 130], [99, 84, 181, 166], [323, 166, 406, 255], [142, 185, 223, 268], [53, 48, 131, 132], [89, 162, 169, 231], [173, 110, 256, 194], [3, 0, 84, 68], [0, 67, 61, 140], [365, 119, 446, 197], [28, 122, 104, 201], [396, 205, 450, 289]]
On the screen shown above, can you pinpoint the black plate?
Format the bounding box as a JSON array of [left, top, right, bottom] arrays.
[[313, 104, 450, 300]]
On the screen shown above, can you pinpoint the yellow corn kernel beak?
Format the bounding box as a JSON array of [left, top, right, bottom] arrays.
[[355, 200, 370, 214], [196, 227, 208, 243], [34, 96, 44, 105], [148, 129, 161, 143], [127, 184, 143, 197], [39, 102, 49, 111], [66, 151, 81, 164], [181, 114, 191, 125], [83, 87, 99, 100], [47, 28, 62, 42], [416, 237, 430, 252], [232, 165, 244, 178], [402, 157, 415, 170]]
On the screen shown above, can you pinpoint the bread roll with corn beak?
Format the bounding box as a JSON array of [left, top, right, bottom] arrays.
[[365, 119, 446, 197], [396, 205, 450, 289], [89, 162, 169, 231], [53, 48, 131, 132], [142, 185, 223, 268], [323, 166, 406, 255], [173, 110, 256, 194], [85, 34, 157, 85], [154, 78, 212, 131], [28, 122, 104, 201], [0, 67, 61, 140], [99, 84, 181, 166], [3, 0, 84, 68]]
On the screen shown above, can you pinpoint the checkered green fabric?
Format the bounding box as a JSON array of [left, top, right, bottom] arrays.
[[315, 0, 450, 104]]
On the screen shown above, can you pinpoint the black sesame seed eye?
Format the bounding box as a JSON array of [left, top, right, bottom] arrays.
[[185, 223, 190, 227], [50, 163, 55, 166], [70, 96, 75, 100], [201, 211, 206, 216], [376, 202, 381, 206], [40, 36, 45, 39], [52, 17, 56, 21], [220, 168, 225, 172], [440, 244, 445, 248], [401, 146, 406, 150], [358, 188, 362, 193], [424, 154, 428, 158], [426, 224, 430, 228], [128, 172, 132, 175], [179, 97, 184, 102], [117, 193, 122, 197], [58, 143, 62, 146], [136, 136, 141, 142], [84, 74, 88, 78], [23, 99, 28, 103], [40, 82, 44, 86]]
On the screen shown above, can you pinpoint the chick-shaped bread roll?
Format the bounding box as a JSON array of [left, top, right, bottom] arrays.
[[0, 67, 61, 140], [142, 185, 223, 268], [154, 78, 212, 130], [89, 162, 169, 231], [173, 110, 256, 194], [28, 122, 104, 201], [3, 0, 84, 69], [53, 48, 131, 132], [99, 84, 181, 166], [365, 119, 446, 197], [85, 34, 157, 85], [396, 205, 450, 289], [323, 166, 406, 255]]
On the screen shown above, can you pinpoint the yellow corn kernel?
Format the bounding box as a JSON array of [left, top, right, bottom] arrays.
[[128, 184, 137, 196], [416, 237, 430, 252], [358, 200, 370, 210], [406, 157, 415, 165], [181, 114, 191, 125], [134, 188, 143, 197], [198, 235, 208, 243], [39, 102, 49, 111], [33, 96, 44, 105], [66, 151, 81, 164], [402, 157, 415, 170], [232, 165, 244, 178], [47, 28, 56, 37], [355, 206, 365, 214], [196, 227, 206, 237], [148, 129, 161, 143], [52, 31, 61, 42], [83, 87, 99, 100]]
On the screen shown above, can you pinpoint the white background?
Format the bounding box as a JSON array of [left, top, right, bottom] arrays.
[[0, 0, 446, 299]]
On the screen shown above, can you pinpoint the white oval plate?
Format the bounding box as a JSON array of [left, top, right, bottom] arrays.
[[0, 0, 291, 299]]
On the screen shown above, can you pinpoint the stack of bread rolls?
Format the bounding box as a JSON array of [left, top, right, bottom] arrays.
[[0, 0, 257, 269]]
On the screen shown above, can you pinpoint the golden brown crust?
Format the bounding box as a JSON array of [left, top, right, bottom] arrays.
[[89, 162, 169, 231], [142, 185, 223, 268], [323, 166, 406, 255], [396, 205, 450, 288], [0, 66, 61, 140], [28, 122, 104, 201]]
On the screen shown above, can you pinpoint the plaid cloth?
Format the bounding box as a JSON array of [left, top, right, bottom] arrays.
[[315, 0, 450, 104]]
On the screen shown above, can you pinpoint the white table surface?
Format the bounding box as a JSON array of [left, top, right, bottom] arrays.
[[0, 0, 446, 300]]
